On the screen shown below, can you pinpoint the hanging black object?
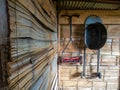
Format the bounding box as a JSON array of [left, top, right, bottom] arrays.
[[81, 15, 107, 78], [85, 15, 107, 50]]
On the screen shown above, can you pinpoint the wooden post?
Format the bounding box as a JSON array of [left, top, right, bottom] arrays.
[[0, 0, 9, 89]]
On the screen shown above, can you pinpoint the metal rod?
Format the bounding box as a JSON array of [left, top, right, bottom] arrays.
[[69, 16, 72, 41], [69, 15, 79, 40], [97, 49, 100, 74], [61, 15, 79, 59], [61, 40, 70, 56]]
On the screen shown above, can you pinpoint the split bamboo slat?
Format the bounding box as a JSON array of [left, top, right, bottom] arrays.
[[7, 0, 57, 89]]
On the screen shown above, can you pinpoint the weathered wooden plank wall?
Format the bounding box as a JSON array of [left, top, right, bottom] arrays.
[[59, 10, 120, 90], [6, 0, 58, 89]]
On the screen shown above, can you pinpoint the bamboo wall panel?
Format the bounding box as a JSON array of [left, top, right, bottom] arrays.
[[7, 0, 57, 89]]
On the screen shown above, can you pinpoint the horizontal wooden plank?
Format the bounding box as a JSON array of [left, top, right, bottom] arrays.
[[78, 80, 92, 87], [59, 10, 120, 24], [62, 80, 77, 87], [16, 0, 56, 31]]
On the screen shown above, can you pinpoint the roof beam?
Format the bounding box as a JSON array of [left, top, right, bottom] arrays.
[[59, 10, 120, 24]]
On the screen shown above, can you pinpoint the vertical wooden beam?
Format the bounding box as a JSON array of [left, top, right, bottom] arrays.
[[56, 0, 61, 54], [0, 0, 9, 89]]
